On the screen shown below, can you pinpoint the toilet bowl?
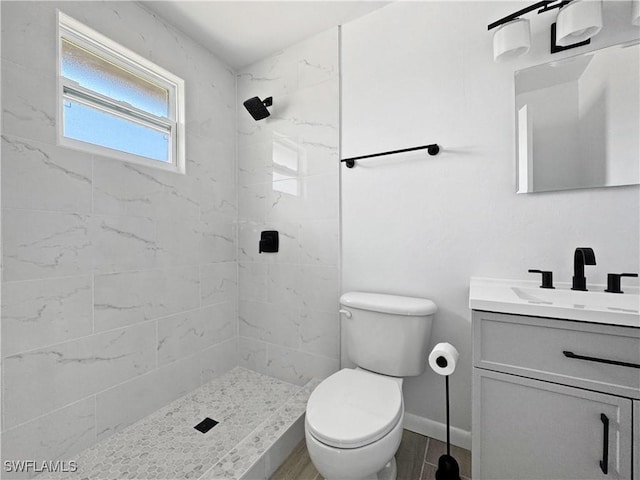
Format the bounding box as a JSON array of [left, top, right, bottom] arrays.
[[305, 368, 404, 480], [304, 292, 437, 480]]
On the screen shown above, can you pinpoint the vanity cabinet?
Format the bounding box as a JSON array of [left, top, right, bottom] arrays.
[[472, 311, 640, 480], [635, 400, 640, 480]]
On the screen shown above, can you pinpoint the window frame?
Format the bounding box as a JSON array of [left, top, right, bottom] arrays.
[[56, 11, 186, 174]]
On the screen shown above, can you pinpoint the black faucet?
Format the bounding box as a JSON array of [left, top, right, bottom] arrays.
[[572, 247, 596, 291]]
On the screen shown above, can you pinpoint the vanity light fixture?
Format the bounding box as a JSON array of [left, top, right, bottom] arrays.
[[488, 0, 603, 61], [555, 0, 602, 47], [493, 18, 531, 61]]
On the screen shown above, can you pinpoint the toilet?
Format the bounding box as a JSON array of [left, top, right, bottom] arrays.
[[305, 292, 437, 480]]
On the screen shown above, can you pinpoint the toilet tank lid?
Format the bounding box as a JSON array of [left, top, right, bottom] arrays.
[[340, 292, 437, 316]]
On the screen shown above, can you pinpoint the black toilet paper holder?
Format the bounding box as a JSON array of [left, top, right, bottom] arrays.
[[435, 369, 461, 480]]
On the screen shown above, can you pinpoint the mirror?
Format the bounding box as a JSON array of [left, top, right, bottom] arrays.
[[515, 41, 639, 193]]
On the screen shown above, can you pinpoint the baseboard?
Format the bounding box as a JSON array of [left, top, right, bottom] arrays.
[[403, 413, 471, 451]]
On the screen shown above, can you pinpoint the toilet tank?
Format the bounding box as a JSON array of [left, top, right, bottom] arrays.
[[340, 292, 437, 377]]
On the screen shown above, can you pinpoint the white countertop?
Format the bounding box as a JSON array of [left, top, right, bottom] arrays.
[[469, 277, 640, 328]]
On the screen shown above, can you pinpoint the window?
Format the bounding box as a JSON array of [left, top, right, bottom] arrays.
[[57, 11, 185, 173]]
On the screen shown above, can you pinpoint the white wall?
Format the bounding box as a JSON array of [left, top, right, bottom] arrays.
[[341, 1, 640, 446]]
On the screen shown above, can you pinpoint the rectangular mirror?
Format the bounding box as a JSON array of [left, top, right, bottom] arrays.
[[515, 41, 639, 193]]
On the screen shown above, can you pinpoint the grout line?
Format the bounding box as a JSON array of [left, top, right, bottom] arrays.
[[100, 264, 204, 280], [6, 297, 237, 359], [154, 318, 159, 369], [1, 272, 93, 286], [418, 436, 429, 480], [90, 154, 94, 214], [2, 396, 95, 434], [1, 359, 4, 432], [233, 69, 241, 366], [423, 436, 430, 464], [236, 335, 338, 364], [93, 395, 98, 443], [91, 272, 95, 334], [4, 316, 159, 357]]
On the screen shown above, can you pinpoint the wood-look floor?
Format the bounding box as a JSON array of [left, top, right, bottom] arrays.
[[270, 430, 471, 480]]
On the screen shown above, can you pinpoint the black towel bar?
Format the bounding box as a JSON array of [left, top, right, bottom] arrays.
[[341, 143, 440, 168]]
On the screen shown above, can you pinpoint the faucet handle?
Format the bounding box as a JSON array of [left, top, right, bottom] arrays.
[[605, 273, 638, 294], [528, 269, 555, 289], [258, 230, 279, 254]]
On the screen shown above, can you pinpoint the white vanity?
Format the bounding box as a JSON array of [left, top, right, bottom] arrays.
[[470, 278, 640, 480]]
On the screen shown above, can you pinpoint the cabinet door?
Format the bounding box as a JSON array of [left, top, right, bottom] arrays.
[[473, 369, 632, 479], [634, 400, 639, 480]]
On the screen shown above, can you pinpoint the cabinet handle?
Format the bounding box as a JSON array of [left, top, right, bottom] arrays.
[[563, 350, 640, 369], [600, 413, 609, 475]]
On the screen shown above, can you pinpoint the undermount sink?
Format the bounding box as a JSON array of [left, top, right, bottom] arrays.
[[469, 277, 640, 327], [511, 286, 639, 311]]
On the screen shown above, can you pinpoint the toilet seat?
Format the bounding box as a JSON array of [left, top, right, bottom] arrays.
[[306, 369, 403, 449]]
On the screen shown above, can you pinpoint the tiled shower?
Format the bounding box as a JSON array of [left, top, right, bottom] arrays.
[[236, 28, 340, 384], [0, 0, 340, 474]]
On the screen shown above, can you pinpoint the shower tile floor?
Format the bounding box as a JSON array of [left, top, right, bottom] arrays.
[[45, 367, 319, 480]]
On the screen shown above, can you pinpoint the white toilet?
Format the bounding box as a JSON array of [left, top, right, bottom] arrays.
[[305, 292, 437, 480]]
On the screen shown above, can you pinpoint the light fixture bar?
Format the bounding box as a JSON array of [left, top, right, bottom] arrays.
[[488, 1, 549, 30], [536, 0, 571, 14], [487, 0, 569, 30]]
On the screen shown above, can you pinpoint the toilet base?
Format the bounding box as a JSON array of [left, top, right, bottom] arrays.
[[376, 457, 397, 480], [305, 410, 403, 480], [322, 457, 397, 480]]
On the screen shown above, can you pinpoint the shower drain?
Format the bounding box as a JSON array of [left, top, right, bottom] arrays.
[[194, 417, 219, 433]]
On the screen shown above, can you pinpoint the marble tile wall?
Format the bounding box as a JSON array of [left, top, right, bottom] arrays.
[[1, 1, 237, 474], [236, 29, 341, 385]]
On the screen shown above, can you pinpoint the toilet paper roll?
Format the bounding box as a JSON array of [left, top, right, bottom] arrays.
[[428, 342, 459, 376]]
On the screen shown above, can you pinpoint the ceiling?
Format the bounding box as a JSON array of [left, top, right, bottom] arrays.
[[143, 1, 389, 69]]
